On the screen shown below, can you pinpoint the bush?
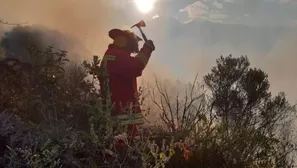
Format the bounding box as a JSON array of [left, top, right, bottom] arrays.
[[0, 26, 296, 168], [0, 43, 174, 167], [147, 55, 296, 168]]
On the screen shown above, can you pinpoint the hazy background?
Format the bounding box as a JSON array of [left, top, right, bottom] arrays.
[[0, 0, 296, 105]]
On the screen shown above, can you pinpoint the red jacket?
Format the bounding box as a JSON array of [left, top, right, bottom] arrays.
[[99, 42, 154, 126]]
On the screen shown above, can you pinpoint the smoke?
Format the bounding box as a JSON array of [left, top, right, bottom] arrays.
[[178, 27, 297, 104], [0, 25, 88, 62], [250, 29, 297, 104], [0, 0, 123, 61], [0, 0, 296, 120]]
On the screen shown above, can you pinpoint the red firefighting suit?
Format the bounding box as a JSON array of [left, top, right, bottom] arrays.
[[99, 29, 155, 137]]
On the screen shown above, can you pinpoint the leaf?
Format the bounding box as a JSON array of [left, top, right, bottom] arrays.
[[159, 152, 166, 159], [91, 163, 98, 168], [169, 149, 175, 156]]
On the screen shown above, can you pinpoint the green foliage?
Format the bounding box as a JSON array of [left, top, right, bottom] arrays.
[[150, 55, 296, 168], [0, 34, 296, 168], [0, 44, 173, 167]]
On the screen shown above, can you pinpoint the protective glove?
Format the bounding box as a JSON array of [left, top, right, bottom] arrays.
[[144, 40, 155, 51]]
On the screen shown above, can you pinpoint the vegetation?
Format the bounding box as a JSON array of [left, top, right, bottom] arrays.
[[149, 55, 296, 167], [0, 25, 296, 168]]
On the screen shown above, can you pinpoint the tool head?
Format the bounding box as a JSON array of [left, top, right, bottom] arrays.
[[131, 20, 146, 29]]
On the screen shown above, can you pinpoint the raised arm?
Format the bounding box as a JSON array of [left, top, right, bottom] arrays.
[[108, 40, 155, 78]]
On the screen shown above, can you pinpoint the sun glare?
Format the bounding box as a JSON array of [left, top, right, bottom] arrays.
[[135, 0, 154, 13]]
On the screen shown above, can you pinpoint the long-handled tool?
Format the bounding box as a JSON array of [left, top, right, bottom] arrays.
[[131, 20, 148, 42]]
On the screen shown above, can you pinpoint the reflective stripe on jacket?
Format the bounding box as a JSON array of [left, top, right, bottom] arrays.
[[99, 42, 153, 126], [116, 113, 144, 126]]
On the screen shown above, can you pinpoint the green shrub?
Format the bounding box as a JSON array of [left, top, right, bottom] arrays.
[[0, 44, 174, 168]]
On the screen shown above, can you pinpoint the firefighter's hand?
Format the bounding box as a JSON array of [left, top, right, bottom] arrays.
[[144, 40, 155, 51]]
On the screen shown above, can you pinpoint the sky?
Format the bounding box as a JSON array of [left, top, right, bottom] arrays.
[[104, 0, 297, 26], [0, 0, 297, 104]]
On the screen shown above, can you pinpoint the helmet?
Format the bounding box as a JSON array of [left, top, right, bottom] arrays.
[[109, 29, 142, 53]]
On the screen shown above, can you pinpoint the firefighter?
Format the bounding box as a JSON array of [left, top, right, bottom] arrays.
[[99, 28, 155, 138]]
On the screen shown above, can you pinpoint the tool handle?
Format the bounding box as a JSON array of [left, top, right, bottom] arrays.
[[139, 27, 148, 42]]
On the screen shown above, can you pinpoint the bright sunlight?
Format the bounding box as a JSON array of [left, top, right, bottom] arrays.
[[134, 0, 155, 13]]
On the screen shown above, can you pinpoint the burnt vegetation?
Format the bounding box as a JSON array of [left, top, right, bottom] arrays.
[[0, 25, 296, 168]]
